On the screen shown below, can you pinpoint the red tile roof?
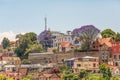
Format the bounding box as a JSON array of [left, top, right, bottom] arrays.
[[97, 37, 113, 47], [60, 42, 71, 48], [18, 68, 28, 76]]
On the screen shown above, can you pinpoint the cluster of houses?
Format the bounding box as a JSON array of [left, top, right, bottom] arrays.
[[0, 41, 64, 80], [1, 28, 120, 80], [64, 37, 120, 76], [38, 30, 75, 52], [0, 48, 23, 80], [29, 28, 120, 79]]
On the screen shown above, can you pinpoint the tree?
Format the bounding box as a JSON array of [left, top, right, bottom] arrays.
[[115, 32, 120, 42], [25, 32, 37, 42], [99, 63, 112, 79], [15, 32, 41, 59], [38, 30, 56, 51], [57, 65, 79, 80], [79, 70, 86, 79], [2, 37, 10, 49], [0, 74, 5, 80], [25, 42, 43, 55], [101, 29, 116, 40], [72, 25, 100, 51]]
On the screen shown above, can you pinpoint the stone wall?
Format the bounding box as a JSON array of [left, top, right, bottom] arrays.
[[28, 51, 100, 64]]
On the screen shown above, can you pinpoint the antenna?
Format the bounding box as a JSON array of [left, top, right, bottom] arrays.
[[45, 17, 47, 31]]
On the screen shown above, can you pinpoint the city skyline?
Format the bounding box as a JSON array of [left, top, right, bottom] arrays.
[[0, 0, 120, 42]]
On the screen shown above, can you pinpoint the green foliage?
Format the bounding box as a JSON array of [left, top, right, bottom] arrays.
[[58, 65, 77, 80], [25, 32, 37, 42], [101, 29, 116, 40], [63, 70, 79, 80], [111, 76, 119, 80], [79, 70, 86, 78], [15, 32, 43, 59], [0, 74, 14, 80], [6, 78, 14, 80], [23, 74, 33, 80], [22, 59, 31, 64], [25, 42, 43, 55], [115, 32, 120, 42], [53, 48, 59, 53], [58, 65, 70, 73], [2, 37, 10, 49], [99, 63, 112, 79], [0, 74, 5, 80]]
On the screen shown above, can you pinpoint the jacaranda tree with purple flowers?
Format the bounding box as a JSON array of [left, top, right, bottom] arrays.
[[72, 25, 100, 51], [38, 30, 56, 51]]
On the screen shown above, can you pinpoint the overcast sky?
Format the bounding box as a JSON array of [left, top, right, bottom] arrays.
[[0, 0, 120, 42]]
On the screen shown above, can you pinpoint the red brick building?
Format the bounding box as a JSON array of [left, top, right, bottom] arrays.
[[111, 42, 120, 66]]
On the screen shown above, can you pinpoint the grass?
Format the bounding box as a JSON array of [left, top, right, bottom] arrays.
[[85, 74, 120, 80]]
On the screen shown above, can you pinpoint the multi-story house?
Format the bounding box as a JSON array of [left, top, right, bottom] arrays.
[[92, 38, 113, 63], [38, 30, 73, 52], [51, 31, 64, 48], [111, 42, 120, 66], [73, 56, 99, 73]]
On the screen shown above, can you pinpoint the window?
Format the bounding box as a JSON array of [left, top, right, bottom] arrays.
[[77, 64, 81, 67], [93, 63, 96, 67], [114, 55, 117, 59], [115, 62, 118, 66], [7, 67, 10, 70], [69, 37, 71, 41]]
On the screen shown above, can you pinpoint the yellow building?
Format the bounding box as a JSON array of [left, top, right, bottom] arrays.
[[73, 56, 99, 73]]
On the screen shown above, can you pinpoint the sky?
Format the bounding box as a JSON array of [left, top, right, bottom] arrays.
[[0, 0, 120, 42]]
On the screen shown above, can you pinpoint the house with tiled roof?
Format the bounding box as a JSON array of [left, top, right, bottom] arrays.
[[105, 64, 120, 76], [2, 49, 14, 57], [59, 41, 74, 52], [39, 73, 61, 80], [10, 41, 17, 49], [92, 37, 113, 50], [2, 57, 21, 66], [38, 30, 73, 52], [0, 56, 21, 73], [93, 37, 113, 63]]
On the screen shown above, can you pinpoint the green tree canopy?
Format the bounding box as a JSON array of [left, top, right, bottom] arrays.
[[25, 42, 43, 55], [115, 32, 120, 42], [1, 37, 10, 49], [72, 25, 100, 51], [101, 29, 116, 40], [99, 63, 112, 79], [15, 32, 43, 59]]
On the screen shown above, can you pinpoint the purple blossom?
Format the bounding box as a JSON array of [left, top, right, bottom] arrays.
[[38, 30, 56, 43], [72, 25, 100, 37]]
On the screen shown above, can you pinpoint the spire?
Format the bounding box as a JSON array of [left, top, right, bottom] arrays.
[[45, 17, 47, 31]]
